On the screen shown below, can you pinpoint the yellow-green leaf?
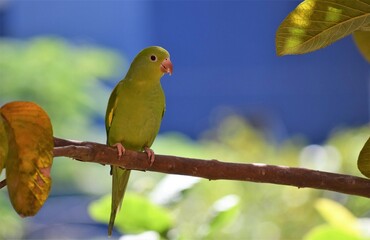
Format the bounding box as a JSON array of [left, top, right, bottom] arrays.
[[0, 115, 8, 175], [358, 136, 370, 177], [0, 101, 53, 217], [315, 198, 359, 234], [308, 199, 363, 240], [304, 225, 362, 240], [208, 195, 240, 232], [353, 30, 370, 63], [276, 0, 370, 56]]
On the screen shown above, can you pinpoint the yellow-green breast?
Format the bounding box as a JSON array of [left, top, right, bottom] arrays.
[[107, 79, 165, 151]]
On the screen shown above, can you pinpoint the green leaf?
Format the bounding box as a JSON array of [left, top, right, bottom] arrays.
[[208, 195, 240, 232], [307, 198, 364, 240], [353, 30, 370, 63], [358, 136, 370, 177], [0, 115, 8, 175], [276, 0, 370, 56], [89, 193, 173, 234], [304, 225, 363, 240], [315, 198, 358, 234], [1, 101, 54, 217]]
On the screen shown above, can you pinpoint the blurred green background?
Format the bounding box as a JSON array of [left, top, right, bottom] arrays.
[[1, 37, 370, 239]]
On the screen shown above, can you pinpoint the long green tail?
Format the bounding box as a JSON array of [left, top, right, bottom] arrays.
[[108, 166, 131, 236]]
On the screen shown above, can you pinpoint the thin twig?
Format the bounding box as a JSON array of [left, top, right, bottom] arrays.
[[0, 179, 6, 189], [53, 137, 370, 198]]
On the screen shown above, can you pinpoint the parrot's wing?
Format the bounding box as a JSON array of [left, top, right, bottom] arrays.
[[105, 81, 131, 236], [105, 82, 121, 138], [162, 103, 166, 119]]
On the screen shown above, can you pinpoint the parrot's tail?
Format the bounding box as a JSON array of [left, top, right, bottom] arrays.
[[108, 208, 118, 236], [108, 167, 131, 236]]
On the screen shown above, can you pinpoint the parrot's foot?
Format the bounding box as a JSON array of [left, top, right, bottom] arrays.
[[113, 143, 126, 159], [144, 147, 155, 166]]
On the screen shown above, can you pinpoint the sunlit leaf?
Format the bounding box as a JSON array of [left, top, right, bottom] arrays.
[[0, 115, 8, 175], [0, 101, 53, 217], [276, 0, 370, 56], [304, 225, 362, 240], [89, 193, 173, 234], [305, 199, 363, 240], [353, 30, 370, 63], [358, 136, 370, 178], [315, 198, 358, 234]]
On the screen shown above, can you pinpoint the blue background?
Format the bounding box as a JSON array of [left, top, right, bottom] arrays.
[[1, 0, 369, 142]]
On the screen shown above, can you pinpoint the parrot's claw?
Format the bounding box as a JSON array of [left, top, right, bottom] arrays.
[[144, 147, 155, 166], [113, 143, 126, 159]]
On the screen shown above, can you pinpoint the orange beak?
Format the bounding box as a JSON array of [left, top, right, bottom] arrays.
[[160, 58, 173, 75]]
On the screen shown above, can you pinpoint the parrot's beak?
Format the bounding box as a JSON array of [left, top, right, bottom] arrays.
[[160, 58, 173, 75]]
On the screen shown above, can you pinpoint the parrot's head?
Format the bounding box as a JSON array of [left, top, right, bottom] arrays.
[[129, 46, 173, 83]]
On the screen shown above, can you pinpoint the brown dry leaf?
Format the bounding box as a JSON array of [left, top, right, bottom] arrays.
[[1, 101, 53, 217], [0, 114, 8, 175]]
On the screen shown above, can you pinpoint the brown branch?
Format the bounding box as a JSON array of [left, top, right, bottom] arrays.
[[0, 179, 6, 189], [53, 137, 370, 198]]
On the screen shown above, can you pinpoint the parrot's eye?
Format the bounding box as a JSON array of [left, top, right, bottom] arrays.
[[150, 55, 157, 62]]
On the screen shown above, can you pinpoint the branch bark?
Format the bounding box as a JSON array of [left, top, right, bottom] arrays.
[[53, 137, 370, 198], [0, 179, 6, 189]]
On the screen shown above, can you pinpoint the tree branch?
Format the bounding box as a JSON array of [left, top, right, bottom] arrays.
[[53, 137, 370, 198], [0, 179, 6, 189]]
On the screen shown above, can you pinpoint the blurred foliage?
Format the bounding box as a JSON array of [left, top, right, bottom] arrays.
[[89, 115, 370, 239], [1, 37, 370, 239], [0, 193, 23, 239], [0, 36, 124, 138], [89, 193, 173, 235], [151, 117, 313, 240], [201, 194, 241, 239], [304, 198, 370, 240]]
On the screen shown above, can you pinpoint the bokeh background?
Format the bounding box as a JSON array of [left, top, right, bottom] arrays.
[[0, 0, 370, 239]]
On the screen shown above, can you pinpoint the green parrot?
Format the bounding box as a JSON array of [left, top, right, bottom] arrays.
[[105, 46, 173, 236]]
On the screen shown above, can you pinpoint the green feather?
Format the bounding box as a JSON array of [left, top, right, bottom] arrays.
[[105, 46, 171, 236]]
